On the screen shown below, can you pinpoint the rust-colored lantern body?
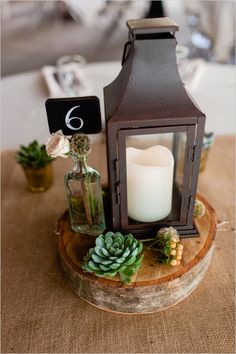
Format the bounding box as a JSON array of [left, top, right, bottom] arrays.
[[104, 18, 205, 237]]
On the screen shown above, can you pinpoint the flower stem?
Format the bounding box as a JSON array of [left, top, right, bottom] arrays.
[[139, 238, 155, 243]]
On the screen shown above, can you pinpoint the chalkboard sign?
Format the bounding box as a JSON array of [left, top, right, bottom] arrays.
[[45, 96, 102, 135]]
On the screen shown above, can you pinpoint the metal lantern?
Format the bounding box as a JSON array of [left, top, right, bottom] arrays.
[[104, 18, 205, 238]]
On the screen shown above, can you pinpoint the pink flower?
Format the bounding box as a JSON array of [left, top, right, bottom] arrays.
[[45, 130, 70, 158]]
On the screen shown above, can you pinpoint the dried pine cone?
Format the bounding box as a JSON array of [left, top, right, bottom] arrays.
[[82, 231, 143, 284], [70, 133, 91, 156]]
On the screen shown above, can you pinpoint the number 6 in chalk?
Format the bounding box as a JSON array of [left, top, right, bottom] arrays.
[[45, 96, 101, 135], [65, 105, 84, 131]]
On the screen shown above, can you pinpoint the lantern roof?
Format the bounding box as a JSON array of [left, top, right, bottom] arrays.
[[127, 17, 178, 36], [104, 17, 205, 124]]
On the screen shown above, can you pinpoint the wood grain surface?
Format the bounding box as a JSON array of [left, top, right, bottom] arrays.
[[57, 194, 216, 313]]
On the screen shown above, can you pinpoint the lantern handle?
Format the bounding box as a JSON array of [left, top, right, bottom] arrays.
[[121, 41, 131, 66]]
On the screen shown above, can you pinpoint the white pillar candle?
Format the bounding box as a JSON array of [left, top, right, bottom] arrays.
[[126, 145, 174, 222]]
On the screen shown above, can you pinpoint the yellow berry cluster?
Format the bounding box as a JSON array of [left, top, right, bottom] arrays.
[[153, 227, 184, 267], [169, 238, 183, 266]]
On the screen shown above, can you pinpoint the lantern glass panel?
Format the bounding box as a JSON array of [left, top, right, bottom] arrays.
[[124, 130, 187, 227]]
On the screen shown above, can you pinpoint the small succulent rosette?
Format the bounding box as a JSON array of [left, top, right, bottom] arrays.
[[82, 231, 143, 284], [148, 227, 184, 266], [194, 200, 206, 218], [203, 132, 214, 150]]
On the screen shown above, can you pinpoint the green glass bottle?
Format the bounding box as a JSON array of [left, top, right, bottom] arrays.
[[64, 134, 106, 236]]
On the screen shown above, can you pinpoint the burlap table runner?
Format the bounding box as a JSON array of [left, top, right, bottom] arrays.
[[1, 136, 235, 353]]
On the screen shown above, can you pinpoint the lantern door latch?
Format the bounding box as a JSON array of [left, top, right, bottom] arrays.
[[115, 183, 121, 205], [188, 145, 201, 162], [114, 159, 119, 182], [114, 159, 121, 205]]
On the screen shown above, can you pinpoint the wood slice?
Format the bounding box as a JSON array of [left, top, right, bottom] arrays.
[[56, 195, 217, 314]]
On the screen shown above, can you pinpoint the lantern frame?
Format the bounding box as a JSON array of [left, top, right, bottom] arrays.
[[104, 18, 205, 237]]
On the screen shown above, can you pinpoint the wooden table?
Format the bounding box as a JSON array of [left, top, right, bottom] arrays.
[[1, 136, 234, 353]]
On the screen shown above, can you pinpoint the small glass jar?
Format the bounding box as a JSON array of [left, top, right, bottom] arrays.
[[64, 148, 106, 236], [23, 163, 53, 192], [56, 54, 88, 97]]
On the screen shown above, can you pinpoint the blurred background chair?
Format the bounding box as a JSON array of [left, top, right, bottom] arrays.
[[1, 0, 235, 77], [1, 0, 150, 76]]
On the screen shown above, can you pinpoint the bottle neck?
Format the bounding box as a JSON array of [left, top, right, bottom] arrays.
[[72, 154, 88, 173]]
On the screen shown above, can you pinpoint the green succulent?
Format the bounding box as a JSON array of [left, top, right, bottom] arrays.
[[16, 140, 53, 168], [82, 231, 143, 284], [193, 200, 206, 218], [203, 132, 214, 149]]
